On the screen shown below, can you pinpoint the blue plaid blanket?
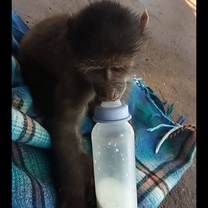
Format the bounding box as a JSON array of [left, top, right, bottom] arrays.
[[12, 10, 196, 208]]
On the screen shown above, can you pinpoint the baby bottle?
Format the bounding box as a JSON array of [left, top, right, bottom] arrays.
[[91, 100, 137, 208]]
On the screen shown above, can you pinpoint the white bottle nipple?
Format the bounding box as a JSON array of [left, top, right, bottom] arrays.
[[101, 100, 122, 108]]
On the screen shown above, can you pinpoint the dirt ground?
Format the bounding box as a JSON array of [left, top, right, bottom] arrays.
[[12, 0, 196, 207]]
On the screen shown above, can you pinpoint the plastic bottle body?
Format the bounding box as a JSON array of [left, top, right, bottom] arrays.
[[91, 121, 137, 208]]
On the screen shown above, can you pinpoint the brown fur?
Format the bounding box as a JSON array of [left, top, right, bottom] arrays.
[[16, 1, 149, 207]]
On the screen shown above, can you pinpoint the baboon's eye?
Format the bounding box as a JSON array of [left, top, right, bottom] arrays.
[[89, 68, 105, 75], [111, 67, 123, 73]]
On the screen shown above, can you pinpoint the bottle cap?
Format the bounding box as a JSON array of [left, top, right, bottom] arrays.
[[92, 100, 132, 123]]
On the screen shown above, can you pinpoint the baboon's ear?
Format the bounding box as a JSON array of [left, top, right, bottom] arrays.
[[66, 12, 74, 30], [140, 9, 149, 31]]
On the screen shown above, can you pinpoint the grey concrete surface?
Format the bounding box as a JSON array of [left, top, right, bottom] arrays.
[[12, 0, 196, 207]]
